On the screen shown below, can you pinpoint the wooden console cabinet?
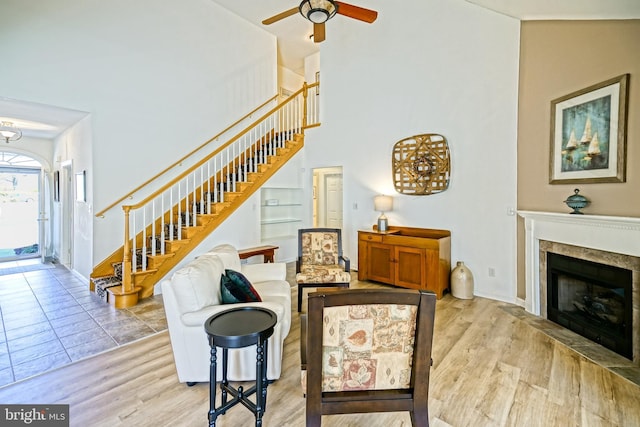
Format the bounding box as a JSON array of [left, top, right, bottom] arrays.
[[358, 226, 451, 298]]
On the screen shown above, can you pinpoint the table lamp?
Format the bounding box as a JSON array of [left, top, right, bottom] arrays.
[[374, 195, 393, 232]]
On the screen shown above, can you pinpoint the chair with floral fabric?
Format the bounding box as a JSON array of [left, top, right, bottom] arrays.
[[296, 228, 351, 312], [303, 288, 436, 427]]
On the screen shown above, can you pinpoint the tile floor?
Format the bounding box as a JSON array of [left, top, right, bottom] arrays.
[[0, 258, 167, 387]]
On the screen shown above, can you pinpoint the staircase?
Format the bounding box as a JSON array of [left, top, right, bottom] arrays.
[[90, 83, 319, 308]]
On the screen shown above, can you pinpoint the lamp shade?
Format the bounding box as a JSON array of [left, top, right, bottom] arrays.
[[299, 0, 338, 24], [0, 121, 22, 144], [374, 195, 393, 212]]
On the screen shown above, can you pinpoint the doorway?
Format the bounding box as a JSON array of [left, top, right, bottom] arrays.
[[312, 167, 343, 228], [0, 152, 42, 261], [60, 160, 74, 268]]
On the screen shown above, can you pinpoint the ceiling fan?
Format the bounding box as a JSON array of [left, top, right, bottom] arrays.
[[262, 0, 378, 43]]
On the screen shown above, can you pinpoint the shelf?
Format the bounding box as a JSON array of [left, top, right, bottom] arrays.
[[261, 218, 302, 225], [261, 233, 297, 241], [261, 187, 304, 244]]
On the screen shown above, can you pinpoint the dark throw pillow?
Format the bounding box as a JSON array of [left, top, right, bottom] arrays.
[[220, 269, 262, 304]]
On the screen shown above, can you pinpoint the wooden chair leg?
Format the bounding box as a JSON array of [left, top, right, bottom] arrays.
[[410, 406, 429, 427], [298, 284, 303, 312], [306, 411, 321, 427]]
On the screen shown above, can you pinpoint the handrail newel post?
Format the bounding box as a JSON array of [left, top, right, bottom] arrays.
[[302, 82, 309, 129], [122, 206, 133, 293]]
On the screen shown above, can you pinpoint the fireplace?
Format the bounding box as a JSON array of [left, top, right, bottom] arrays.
[[547, 252, 632, 360], [518, 211, 640, 366]]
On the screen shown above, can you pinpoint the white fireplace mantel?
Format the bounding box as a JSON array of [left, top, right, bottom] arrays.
[[518, 211, 640, 315]]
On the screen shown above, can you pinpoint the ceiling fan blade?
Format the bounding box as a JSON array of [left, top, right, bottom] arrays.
[[262, 7, 298, 25], [335, 2, 378, 23], [314, 23, 326, 43]]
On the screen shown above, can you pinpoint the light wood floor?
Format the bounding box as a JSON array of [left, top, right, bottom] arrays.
[[0, 281, 638, 427]]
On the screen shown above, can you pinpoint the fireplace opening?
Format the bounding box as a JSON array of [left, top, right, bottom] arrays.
[[547, 252, 632, 360]]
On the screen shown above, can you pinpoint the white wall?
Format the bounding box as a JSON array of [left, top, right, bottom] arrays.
[[278, 66, 305, 94], [303, 0, 521, 302], [1, 0, 278, 278], [304, 53, 321, 87], [53, 116, 93, 278]]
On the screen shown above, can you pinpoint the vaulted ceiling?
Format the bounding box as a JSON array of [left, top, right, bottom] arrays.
[[211, 0, 640, 76], [2, 1, 639, 141]]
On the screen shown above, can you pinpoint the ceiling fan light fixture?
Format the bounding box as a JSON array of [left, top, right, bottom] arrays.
[[0, 121, 22, 143], [299, 0, 337, 24]]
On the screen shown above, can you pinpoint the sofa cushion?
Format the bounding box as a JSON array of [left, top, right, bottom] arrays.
[[221, 269, 262, 304], [170, 255, 223, 312], [207, 244, 241, 271]]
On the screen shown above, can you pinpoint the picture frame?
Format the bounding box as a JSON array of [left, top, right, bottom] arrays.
[[549, 74, 629, 184], [75, 170, 86, 202], [53, 170, 60, 202]]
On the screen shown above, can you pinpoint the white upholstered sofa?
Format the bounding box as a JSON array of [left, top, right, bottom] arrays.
[[161, 244, 292, 385]]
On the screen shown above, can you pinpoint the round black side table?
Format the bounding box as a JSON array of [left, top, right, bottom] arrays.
[[204, 306, 277, 427]]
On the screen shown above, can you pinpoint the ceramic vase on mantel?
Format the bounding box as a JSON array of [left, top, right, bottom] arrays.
[[451, 261, 474, 299]]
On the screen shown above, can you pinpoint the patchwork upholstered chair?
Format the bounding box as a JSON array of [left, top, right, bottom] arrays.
[[303, 288, 436, 427], [296, 228, 351, 312]]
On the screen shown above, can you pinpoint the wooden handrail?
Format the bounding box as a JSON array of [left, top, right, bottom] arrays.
[[93, 80, 319, 306], [124, 84, 312, 211], [95, 93, 279, 218]]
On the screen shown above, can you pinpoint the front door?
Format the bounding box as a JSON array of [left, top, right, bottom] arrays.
[[0, 152, 42, 261]]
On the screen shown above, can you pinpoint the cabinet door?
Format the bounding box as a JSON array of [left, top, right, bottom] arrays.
[[395, 246, 425, 289], [367, 242, 395, 284]]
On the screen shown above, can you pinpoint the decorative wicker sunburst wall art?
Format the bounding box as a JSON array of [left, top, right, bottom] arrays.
[[392, 133, 450, 195]]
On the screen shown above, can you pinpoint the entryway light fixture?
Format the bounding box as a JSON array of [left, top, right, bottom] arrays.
[[299, 0, 337, 24], [0, 121, 22, 144]]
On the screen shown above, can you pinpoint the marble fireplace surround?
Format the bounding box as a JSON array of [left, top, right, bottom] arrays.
[[519, 211, 640, 367]]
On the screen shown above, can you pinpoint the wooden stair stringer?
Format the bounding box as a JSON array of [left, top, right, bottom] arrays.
[[134, 136, 304, 298], [90, 129, 302, 284]]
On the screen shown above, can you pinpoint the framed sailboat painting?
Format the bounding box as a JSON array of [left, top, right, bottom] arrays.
[[549, 74, 629, 184]]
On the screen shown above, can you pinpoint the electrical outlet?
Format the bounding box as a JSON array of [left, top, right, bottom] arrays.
[[353, 202, 358, 210], [488, 267, 496, 277]]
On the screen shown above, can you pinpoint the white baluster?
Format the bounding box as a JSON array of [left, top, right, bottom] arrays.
[[160, 193, 165, 255], [177, 182, 182, 240], [191, 172, 197, 227], [169, 189, 174, 241], [200, 167, 205, 216], [142, 208, 147, 271], [207, 161, 211, 214], [232, 143, 237, 192], [151, 200, 156, 257], [132, 212, 137, 272]]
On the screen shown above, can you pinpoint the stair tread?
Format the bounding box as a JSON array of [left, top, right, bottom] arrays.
[[147, 252, 175, 260], [91, 276, 121, 287], [132, 268, 158, 276]]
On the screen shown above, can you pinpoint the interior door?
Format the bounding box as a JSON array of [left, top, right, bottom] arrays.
[[324, 173, 343, 228], [61, 161, 74, 268]]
